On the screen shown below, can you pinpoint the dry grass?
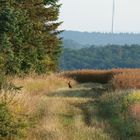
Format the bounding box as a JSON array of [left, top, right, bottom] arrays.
[[0, 74, 76, 139], [3, 74, 75, 118], [26, 97, 113, 140], [62, 69, 140, 90], [10, 74, 76, 121], [1, 69, 140, 139], [111, 69, 140, 90], [12, 74, 76, 95], [3, 76, 112, 140], [62, 70, 113, 84]]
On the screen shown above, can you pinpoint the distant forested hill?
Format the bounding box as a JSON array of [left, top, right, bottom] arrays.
[[61, 31, 140, 48], [60, 44, 140, 70], [63, 39, 83, 49]]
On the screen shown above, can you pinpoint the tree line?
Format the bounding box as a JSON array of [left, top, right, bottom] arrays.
[[0, 0, 62, 75], [60, 44, 140, 70]]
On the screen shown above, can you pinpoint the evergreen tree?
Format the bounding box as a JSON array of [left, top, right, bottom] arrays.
[[0, 0, 62, 74]]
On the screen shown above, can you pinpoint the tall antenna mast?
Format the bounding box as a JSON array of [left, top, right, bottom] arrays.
[[112, 0, 115, 33]]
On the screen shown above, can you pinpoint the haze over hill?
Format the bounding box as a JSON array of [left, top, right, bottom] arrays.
[[61, 31, 140, 48]]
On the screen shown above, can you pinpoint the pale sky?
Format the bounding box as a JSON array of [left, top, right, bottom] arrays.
[[59, 0, 140, 33]]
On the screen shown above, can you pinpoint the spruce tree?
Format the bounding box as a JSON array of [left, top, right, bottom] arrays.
[[0, 0, 62, 74], [15, 0, 62, 73]]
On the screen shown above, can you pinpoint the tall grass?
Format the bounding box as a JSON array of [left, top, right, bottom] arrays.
[[13, 74, 76, 95], [62, 69, 140, 90], [25, 97, 113, 140], [97, 90, 140, 140], [0, 74, 75, 139], [111, 69, 140, 90], [0, 75, 29, 139], [62, 70, 113, 84], [1, 69, 140, 139]]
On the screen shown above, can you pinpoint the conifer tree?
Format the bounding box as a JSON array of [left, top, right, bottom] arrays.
[[0, 0, 62, 74]]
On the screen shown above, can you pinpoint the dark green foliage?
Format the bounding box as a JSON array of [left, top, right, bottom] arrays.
[[60, 45, 140, 70], [0, 0, 62, 75], [0, 103, 18, 138], [0, 102, 28, 139], [0, 73, 27, 139], [97, 91, 140, 140]]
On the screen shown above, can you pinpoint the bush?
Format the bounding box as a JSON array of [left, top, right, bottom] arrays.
[[0, 103, 18, 138], [98, 90, 140, 139], [0, 73, 27, 139], [0, 102, 29, 139]]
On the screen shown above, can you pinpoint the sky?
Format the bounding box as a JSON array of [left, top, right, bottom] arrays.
[[59, 0, 140, 33]]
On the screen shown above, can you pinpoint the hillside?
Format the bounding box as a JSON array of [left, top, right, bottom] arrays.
[[60, 44, 140, 70], [61, 31, 140, 47], [62, 39, 83, 49]]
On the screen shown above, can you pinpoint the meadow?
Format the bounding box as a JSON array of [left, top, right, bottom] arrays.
[[0, 69, 140, 140], [63, 69, 140, 89]]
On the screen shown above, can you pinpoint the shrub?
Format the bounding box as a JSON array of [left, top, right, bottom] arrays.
[[98, 90, 140, 139], [0, 103, 19, 138], [0, 102, 29, 139], [0, 73, 27, 139]]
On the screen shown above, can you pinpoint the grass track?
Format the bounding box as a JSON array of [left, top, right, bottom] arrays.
[[27, 83, 113, 140], [26, 83, 140, 140]]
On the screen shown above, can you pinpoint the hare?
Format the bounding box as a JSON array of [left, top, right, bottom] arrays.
[[68, 81, 72, 88]]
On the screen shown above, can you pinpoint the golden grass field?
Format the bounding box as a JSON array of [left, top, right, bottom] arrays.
[[0, 69, 140, 140], [62, 68, 140, 89]]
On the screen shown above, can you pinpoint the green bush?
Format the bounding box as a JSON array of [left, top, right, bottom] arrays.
[[0, 103, 18, 138], [0, 102, 29, 139], [98, 90, 140, 140], [0, 72, 6, 89], [0, 74, 28, 139]]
